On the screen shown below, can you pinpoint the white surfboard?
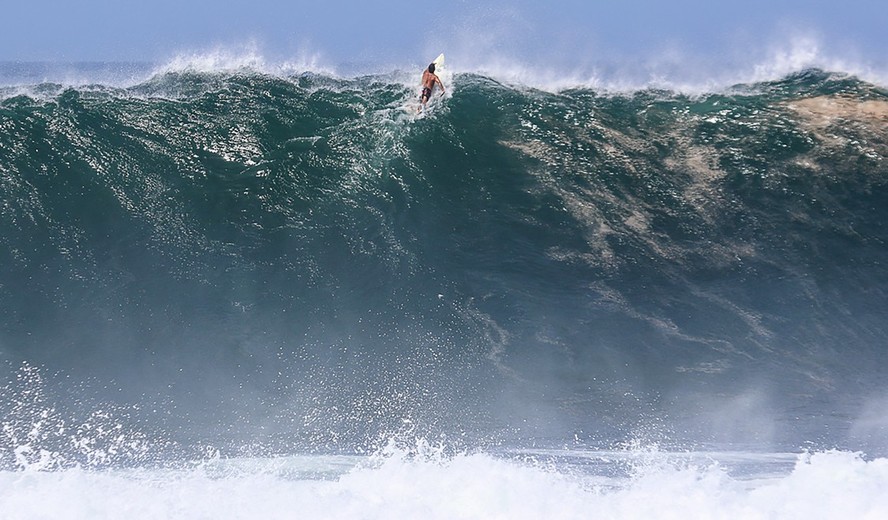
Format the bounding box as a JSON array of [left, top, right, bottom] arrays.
[[432, 53, 445, 69]]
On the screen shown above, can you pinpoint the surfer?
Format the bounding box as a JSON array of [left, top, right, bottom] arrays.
[[419, 62, 445, 112]]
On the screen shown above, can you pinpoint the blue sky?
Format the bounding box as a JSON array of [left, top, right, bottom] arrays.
[[4, 1, 887, 81]]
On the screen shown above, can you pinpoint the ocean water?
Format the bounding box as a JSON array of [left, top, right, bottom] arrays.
[[1, 59, 888, 518]]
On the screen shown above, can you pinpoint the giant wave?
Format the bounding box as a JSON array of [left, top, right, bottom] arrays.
[[1, 62, 887, 517]]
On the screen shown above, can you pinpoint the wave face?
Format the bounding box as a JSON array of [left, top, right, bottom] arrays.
[[2, 67, 888, 460]]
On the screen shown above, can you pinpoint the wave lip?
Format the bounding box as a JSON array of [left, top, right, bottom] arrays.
[[5, 33, 888, 93], [150, 46, 338, 78]]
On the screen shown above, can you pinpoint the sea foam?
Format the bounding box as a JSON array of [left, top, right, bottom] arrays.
[[1, 448, 886, 519]]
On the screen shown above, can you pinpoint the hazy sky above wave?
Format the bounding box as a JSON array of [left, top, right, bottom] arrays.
[[4, 0, 887, 80]]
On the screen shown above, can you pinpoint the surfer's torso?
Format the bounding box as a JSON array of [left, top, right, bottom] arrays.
[[421, 70, 440, 91]]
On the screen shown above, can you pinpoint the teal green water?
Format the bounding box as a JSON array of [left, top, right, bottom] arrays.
[[1, 68, 887, 463]]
